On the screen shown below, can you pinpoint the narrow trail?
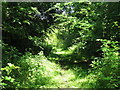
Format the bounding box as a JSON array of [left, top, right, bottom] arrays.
[[47, 49, 88, 88], [56, 70, 71, 87], [47, 49, 74, 87], [53, 68, 76, 88]]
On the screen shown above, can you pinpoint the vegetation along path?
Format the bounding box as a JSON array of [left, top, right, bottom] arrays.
[[2, 2, 120, 89]]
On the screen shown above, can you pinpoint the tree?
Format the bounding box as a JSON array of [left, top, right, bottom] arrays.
[[2, 2, 55, 54]]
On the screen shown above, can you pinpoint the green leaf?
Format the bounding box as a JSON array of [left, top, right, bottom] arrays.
[[4, 76, 12, 81]]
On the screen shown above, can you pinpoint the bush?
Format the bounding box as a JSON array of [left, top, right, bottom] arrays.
[[16, 51, 61, 88], [2, 43, 21, 67], [1, 63, 20, 88], [91, 39, 120, 88]]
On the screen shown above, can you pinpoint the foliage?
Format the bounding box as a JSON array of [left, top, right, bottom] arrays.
[[2, 2, 120, 88], [46, 2, 120, 88], [49, 2, 120, 61], [1, 63, 20, 88], [91, 39, 120, 88], [47, 2, 102, 61], [2, 43, 21, 67], [16, 52, 61, 88], [2, 2, 55, 54]]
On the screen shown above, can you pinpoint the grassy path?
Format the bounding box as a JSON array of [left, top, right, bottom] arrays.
[[18, 47, 97, 88], [46, 49, 95, 88]]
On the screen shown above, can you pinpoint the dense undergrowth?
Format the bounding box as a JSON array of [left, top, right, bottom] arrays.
[[1, 39, 119, 88], [1, 48, 98, 88]]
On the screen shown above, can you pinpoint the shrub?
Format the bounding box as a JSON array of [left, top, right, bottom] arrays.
[[16, 51, 61, 88], [2, 43, 21, 67], [1, 63, 20, 88], [91, 39, 120, 88]]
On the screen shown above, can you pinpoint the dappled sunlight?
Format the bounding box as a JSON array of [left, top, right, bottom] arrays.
[[17, 51, 98, 88], [2, 2, 119, 89]]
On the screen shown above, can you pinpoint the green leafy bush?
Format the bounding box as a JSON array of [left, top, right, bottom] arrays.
[[17, 52, 62, 88], [1, 63, 20, 88], [91, 39, 120, 88], [2, 43, 21, 67]]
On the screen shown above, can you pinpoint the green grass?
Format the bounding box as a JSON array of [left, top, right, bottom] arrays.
[[14, 51, 99, 88]]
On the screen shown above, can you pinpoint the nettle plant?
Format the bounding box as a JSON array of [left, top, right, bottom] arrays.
[[91, 39, 120, 88]]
